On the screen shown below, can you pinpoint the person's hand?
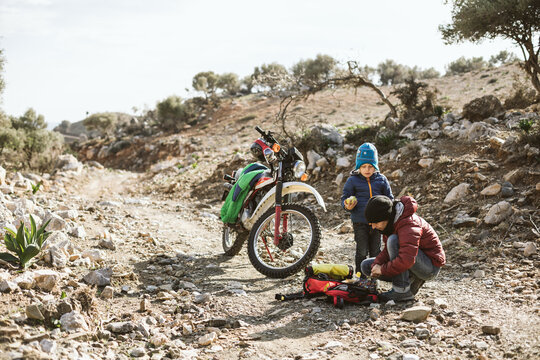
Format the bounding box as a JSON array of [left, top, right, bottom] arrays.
[[370, 264, 382, 278], [344, 196, 357, 210]]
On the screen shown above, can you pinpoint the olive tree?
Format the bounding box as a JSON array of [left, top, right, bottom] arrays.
[[252, 62, 289, 91], [440, 0, 540, 93], [83, 112, 118, 136], [155, 95, 193, 131], [291, 54, 337, 88], [216, 72, 240, 96], [192, 71, 219, 99]]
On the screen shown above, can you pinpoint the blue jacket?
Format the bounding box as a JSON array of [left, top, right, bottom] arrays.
[[341, 171, 393, 224]]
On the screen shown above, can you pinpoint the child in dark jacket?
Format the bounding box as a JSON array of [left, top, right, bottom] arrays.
[[341, 143, 393, 274]]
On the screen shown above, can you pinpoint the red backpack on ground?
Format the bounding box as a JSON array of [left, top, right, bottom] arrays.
[[275, 264, 379, 308]]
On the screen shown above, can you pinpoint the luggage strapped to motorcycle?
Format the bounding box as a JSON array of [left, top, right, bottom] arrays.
[[275, 264, 379, 308]]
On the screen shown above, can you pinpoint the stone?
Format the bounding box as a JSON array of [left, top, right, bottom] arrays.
[[130, 348, 146, 357], [99, 238, 116, 250], [26, 304, 45, 321], [315, 157, 329, 168], [83, 268, 112, 286], [472, 270, 485, 278], [480, 184, 501, 196], [81, 249, 105, 262], [503, 169, 521, 183], [309, 124, 343, 147], [418, 158, 434, 168], [0, 280, 17, 292], [0, 165, 5, 185], [334, 173, 344, 186], [33, 269, 60, 292], [462, 95, 504, 122], [401, 306, 432, 323], [389, 169, 403, 179], [40, 339, 57, 354], [335, 157, 350, 169], [501, 182, 514, 197], [193, 293, 211, 304], [150, 333, 168, 347], [484, 201, 513, 225], [198, 332, 217, 346], [140, 299, 150, 312], [101, 286, 114, 299], [444, 183, 470, 203], [107, 321, 136, 334], [60, 311, 89, 332], [55, 210, 78, 220], [481, 325, 501, 335], [306, 150, 322, 170], [14, 272, 35, 289], [403, 355, 420, 360], [523, 242, 537, 257]]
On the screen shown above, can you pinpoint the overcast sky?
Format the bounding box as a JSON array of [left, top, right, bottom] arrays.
[[0, 0, 519, 129]]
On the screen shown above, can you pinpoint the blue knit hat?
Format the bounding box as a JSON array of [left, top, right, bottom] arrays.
[[355, 143, 379, 170]]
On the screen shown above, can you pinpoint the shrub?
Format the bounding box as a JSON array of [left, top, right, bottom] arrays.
[[217, 73, 240, 96], [0, 215, 51, 268], [291, 54, 337, 88], [489, 50, 518, 67], [83, 112, 118, 136], [445, 56, 487, 76], [155, 95, 194, 131], [252, 62, 289, 91], [504, 78, 538, 110], [391, 79, 439, 120], [377, 59, 408, 85], [192, 71, 219, 98]]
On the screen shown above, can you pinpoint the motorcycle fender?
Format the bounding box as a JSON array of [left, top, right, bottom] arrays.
[[242, 182, 326, 230]]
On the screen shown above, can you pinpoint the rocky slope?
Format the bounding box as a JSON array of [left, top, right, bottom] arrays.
[[0, 63, 539, 360]]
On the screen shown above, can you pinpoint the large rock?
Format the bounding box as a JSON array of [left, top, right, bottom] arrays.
[[55, 154, 82, 172], [33, 269, 60, 292], [484, 201, 513, 225], [309, 124, 343, 148], [462, 95, 505, 122], [0, 165, 5, 185], [444, 183, 470, 203], [480, 184, 501, 196], [60, 311, 89, 332], [83, 268, 112, 286], [401, 306, 432, 323]]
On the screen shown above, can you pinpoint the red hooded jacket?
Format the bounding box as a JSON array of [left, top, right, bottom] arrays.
[[373, 196, 446, 277]]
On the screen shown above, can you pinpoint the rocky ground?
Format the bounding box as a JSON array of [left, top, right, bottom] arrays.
[[0, 63, 539, 360]]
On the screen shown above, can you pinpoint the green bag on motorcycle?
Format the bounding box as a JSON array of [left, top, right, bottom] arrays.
[[220, 163, 267, 223]]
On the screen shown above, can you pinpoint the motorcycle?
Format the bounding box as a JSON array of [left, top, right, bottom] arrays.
[[221, 126, 326, 278]]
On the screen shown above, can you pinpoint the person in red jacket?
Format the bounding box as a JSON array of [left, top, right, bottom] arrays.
[[360, 195, 446, 302]]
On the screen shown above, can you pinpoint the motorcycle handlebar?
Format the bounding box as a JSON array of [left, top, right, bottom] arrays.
[[254, 126, 277, 145], [255, 126, 265, 136]]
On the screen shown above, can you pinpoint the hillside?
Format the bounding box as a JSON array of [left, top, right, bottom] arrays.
[[0, 63, 539, 359]]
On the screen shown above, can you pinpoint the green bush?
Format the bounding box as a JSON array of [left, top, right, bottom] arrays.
[[192, 71, 219, 98], [489, 50, 518, 67], [504, 78, 538, 110], [291, 54, 337, 88], [252, 62, 289, 91], [155, 95, 195, 131], [0, 215, 51, 268], [391, 78, 439, 120], [83, 112, 118, 136], [445, 56, 487, 76], [216, 73, 240, 96]]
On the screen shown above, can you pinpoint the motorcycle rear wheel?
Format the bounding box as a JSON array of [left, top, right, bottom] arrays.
[[222, 225, 248, 256], [247, 203, 321, 278]]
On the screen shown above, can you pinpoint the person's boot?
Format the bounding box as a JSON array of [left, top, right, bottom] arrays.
[[378, 289, 414, 302], [409, 273, 426, 295]]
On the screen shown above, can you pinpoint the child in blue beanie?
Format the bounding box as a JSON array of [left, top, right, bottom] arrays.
[[341, 142, 393, 275]]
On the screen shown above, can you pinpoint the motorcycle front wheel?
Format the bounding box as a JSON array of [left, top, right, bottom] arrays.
[[247, 203, 321, 278], [222, 225, 248, 256]]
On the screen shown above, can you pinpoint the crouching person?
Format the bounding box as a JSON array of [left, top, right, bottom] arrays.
[[360, 195, 446, 302]]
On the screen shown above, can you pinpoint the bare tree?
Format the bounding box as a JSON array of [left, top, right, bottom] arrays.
[[276, 61, 397, 139]]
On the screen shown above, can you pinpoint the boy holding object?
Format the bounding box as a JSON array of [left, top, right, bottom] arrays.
[[341, 143, 393, 274]]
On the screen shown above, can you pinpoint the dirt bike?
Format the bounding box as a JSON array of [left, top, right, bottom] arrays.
[[221, 126, 326, 278]]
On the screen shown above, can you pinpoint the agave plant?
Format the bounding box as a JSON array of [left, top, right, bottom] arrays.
[[0, 215, 52, 268]]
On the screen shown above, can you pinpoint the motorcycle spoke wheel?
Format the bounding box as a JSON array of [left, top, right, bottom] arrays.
[[222, 225, 248, 256], [248, 203, 321, 278]]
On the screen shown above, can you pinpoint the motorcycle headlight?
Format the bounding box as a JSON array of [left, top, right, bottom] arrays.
[[263, 148, 276, 163], [293, 160, 306, 178]]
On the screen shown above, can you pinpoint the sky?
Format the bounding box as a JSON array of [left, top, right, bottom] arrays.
[[0, 0, 519, 129]]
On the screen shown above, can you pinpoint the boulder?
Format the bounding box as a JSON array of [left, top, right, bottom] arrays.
[[309, 124, 343, 147], [444, 183, 470, 203], [401, 306, 432, 323], [60, 311, 89, 332], [480, 184, 501, 196], [462, 95, 505, 122], [484, 201, 513, 225]]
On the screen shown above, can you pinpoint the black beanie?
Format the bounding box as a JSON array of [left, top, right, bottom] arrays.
[[364, 195, 394, 223]]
